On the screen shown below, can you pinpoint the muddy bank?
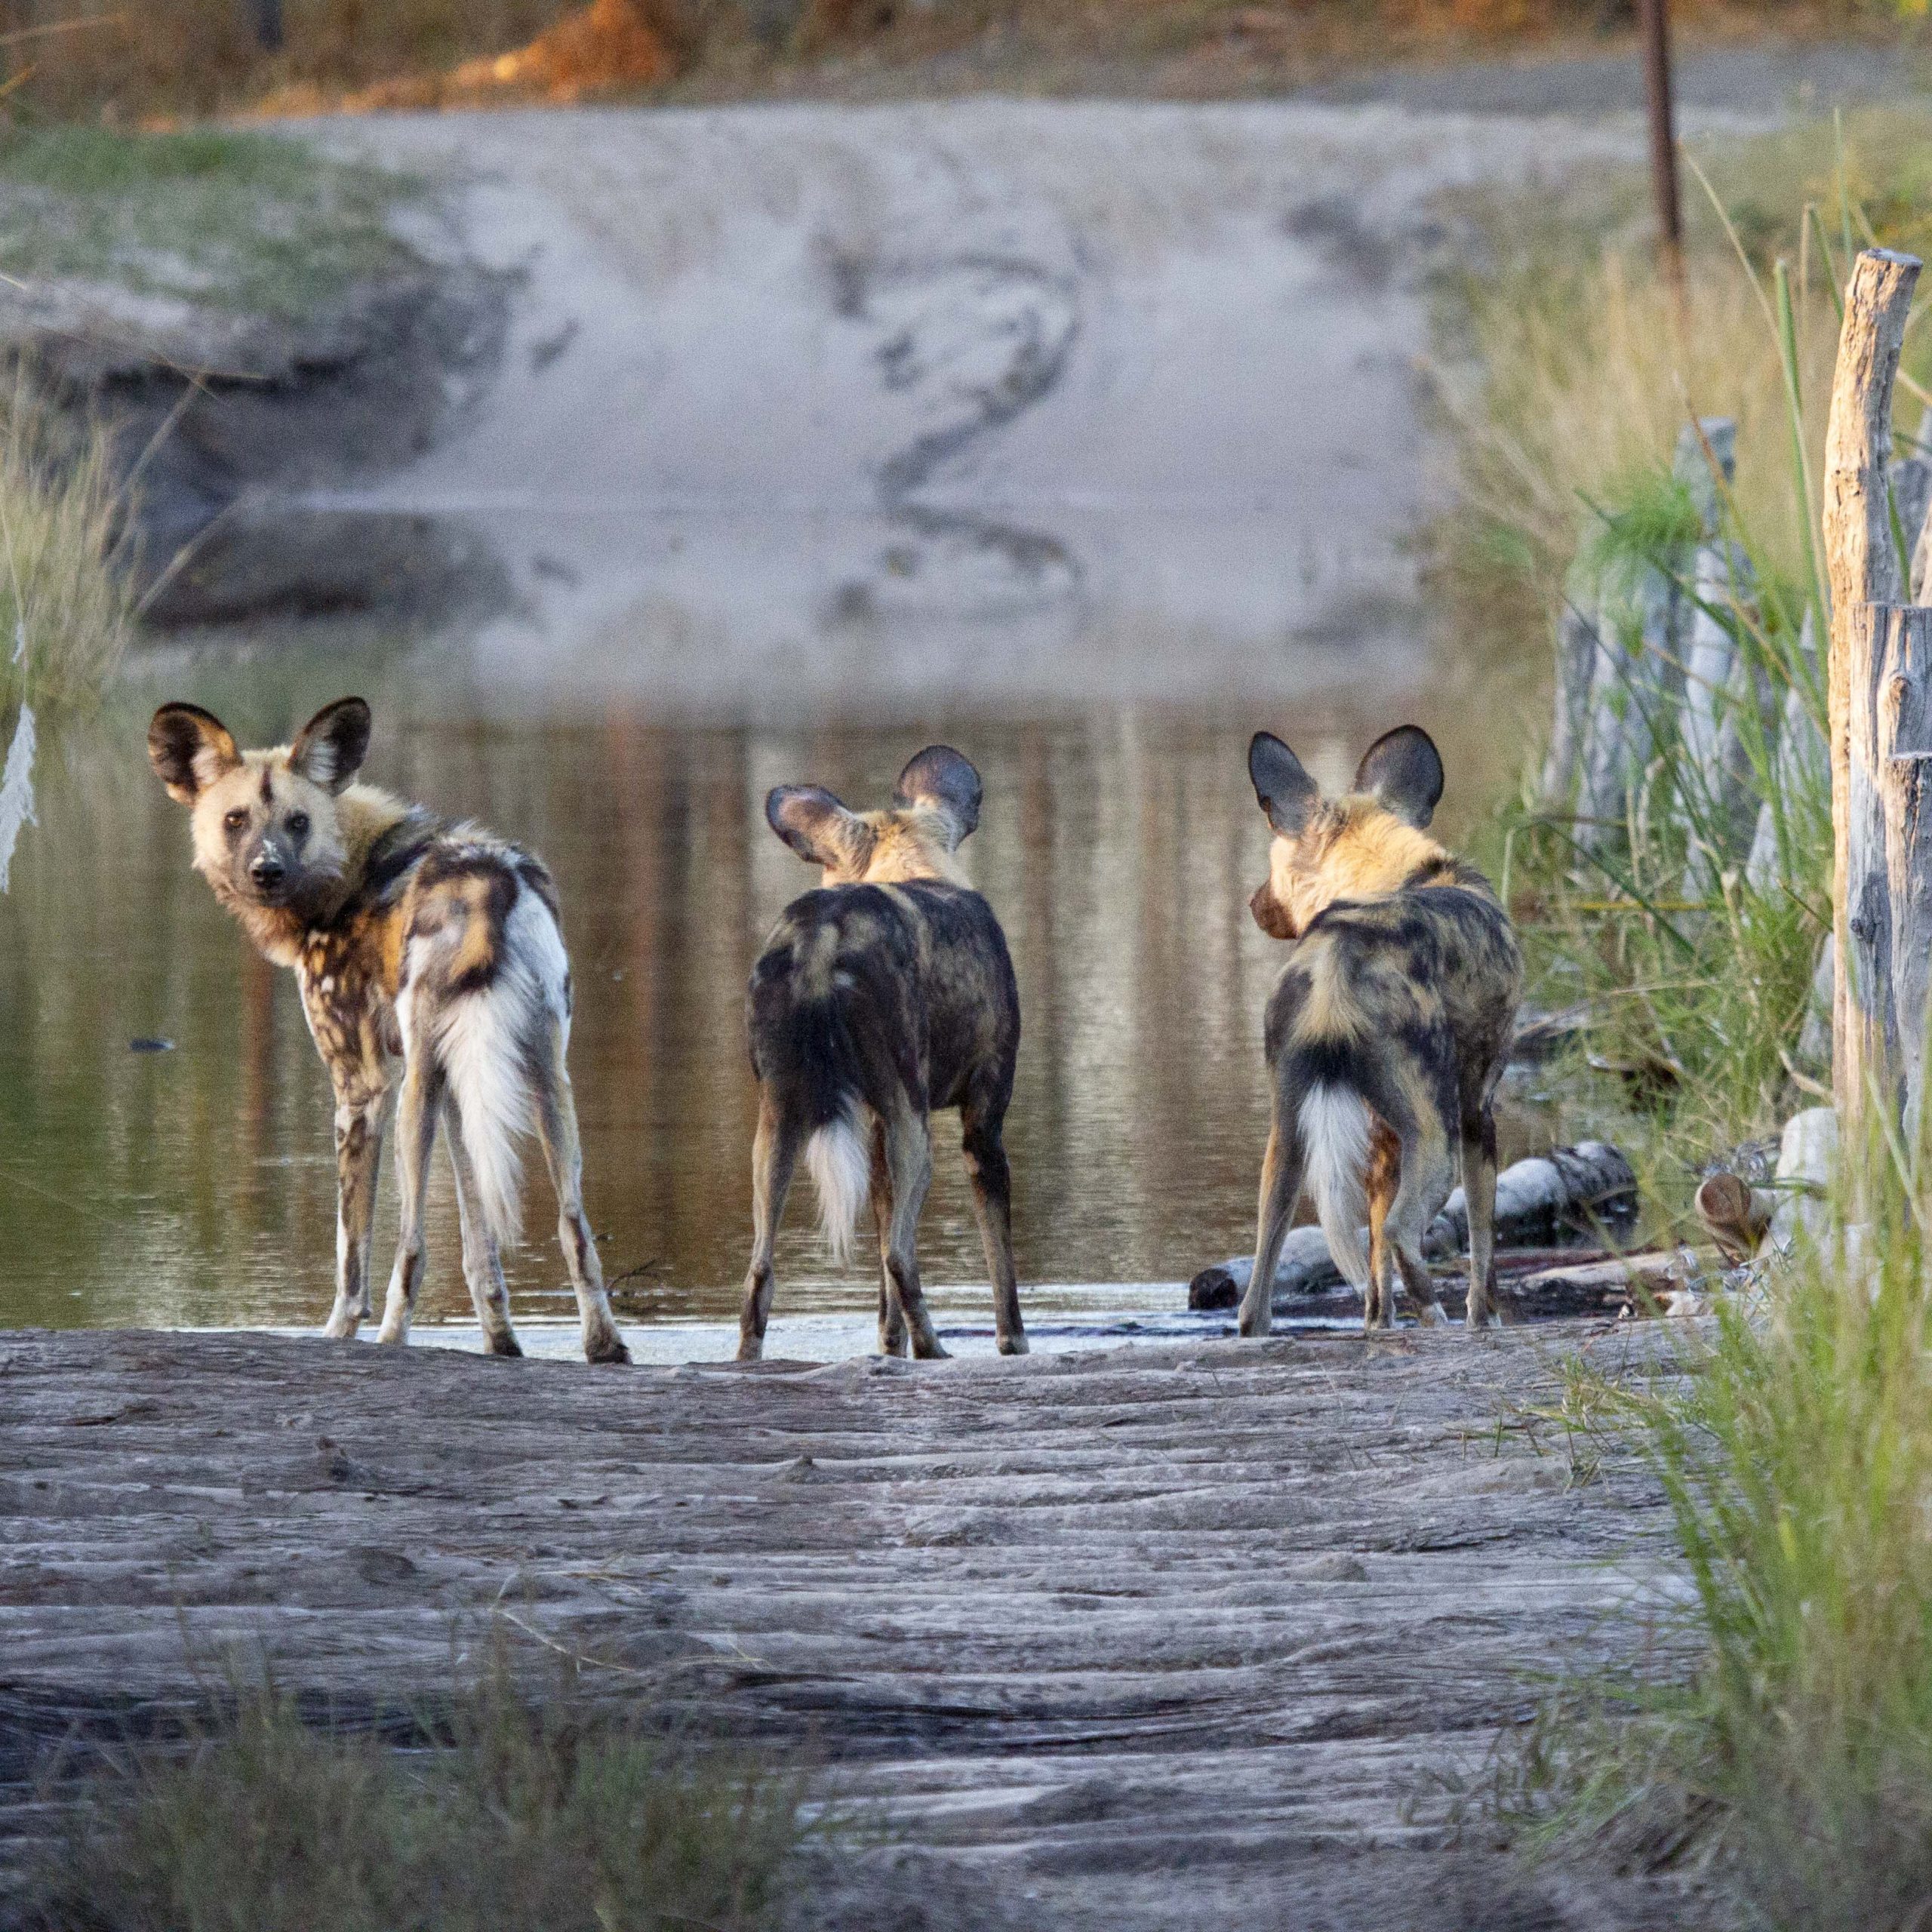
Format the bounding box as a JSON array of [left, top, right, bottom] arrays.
[[0, 1324, 1702, 1930], [0, 251, 511, 625]]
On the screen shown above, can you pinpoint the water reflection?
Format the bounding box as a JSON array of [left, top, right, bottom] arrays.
[[0, 667, 1526, 1336]]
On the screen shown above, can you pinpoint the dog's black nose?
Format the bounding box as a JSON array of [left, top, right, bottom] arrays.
[[250, 855, 285, 889]]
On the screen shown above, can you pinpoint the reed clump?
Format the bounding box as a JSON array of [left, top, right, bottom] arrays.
[[1441, 111, 1932, 1205], [22, 1669, 808, 1932], [1509, 1119, 1932, 1931], [0, 375, 131, 715]]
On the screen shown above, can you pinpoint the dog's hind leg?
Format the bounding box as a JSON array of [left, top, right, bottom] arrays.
[[1461, 1104, 1502, 1330], [738, 1091, 803, 1362], [961, 1091, 1027, 1356], [445, 1094, 521, 1357], [531, 1017, 629, 1364], [323, 1077, 390, 1340], [1381, 1118, 1454, 1331], [1364, 1121, 1401, 1329], [869, 1121, 907, 1358], [1239, 1103, 1306, 1339], [881, 1102, 945, 1360], [377, 1047, 445, 1346]]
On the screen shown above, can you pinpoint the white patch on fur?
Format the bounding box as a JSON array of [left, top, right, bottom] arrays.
[[806, 1108, 871, 1266], [425, 890, 568, 1251], [1298, 1084, 1371, 1290]]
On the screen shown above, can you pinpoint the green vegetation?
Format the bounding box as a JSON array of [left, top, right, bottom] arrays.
[[0, 125, 425, 319], [1441, 106, 1932, 1930], [23, 1671, 808, 1932], [1441, 109, 1932, 1220], [1508, 1130, 1932, 1930], [0, 376, 131, 715]]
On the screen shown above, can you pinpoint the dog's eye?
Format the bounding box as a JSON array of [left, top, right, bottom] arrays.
[[223, 808, 248, 832], [286, 812, 309, 840]]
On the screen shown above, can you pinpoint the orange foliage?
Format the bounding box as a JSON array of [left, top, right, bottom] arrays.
[[346, 0, 673, 110]]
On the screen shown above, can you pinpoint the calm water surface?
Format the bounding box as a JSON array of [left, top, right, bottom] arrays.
[[0, 626, 1531, 1338]]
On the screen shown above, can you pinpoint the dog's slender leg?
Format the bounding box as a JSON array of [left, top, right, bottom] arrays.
[[738, 1092, 801, 1362], [870, 1120, 907, 1358], [1240, 1106, 1305, 1339], [1462, 1106, 1502, 1330], [882, 1105, 945, 1360], [444, 1095, 521, 1357], [531, 1020, 629, 1365], [1384, 1121, 1453, 1329], [323, 1078, 390, 1340], [377, 1050, 445, 1346], [961, 1097, 1026, 1356], [1364, 1121, 1401, 1331]]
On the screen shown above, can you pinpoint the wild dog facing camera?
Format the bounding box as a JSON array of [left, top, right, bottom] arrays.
[[149, 697, 372, 914], [739, 745, 1026, 1366], [144, 695, 631, 1367]]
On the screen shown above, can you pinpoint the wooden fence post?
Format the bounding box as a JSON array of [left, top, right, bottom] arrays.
[[1844, 605, 1932, 1128], [1826, 248, 1921, 1128]]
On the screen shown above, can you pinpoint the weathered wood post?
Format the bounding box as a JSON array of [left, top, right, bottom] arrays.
[[247, 0, 285, 52], [1826, 248, 1924, 1132]]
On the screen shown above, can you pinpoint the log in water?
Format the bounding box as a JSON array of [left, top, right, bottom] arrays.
[[1187, 1142, 1637, 1309]]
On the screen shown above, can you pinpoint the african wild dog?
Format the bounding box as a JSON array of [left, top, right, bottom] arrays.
[[146, 697, 629, 1364], [738, 746, 1027, 1363], [1241, 725, 1521, 1334]]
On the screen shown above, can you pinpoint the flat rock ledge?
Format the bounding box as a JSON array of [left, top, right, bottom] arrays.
[[0, 1326, 1700, 1930]]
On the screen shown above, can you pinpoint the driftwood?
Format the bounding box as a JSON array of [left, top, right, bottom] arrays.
[[1200, 1247, 1716, 1324], [1838, 601, 1932, 1128], [1694, 1171, 1773, 1264], [1745, 610, 1826, 894], [1567, 423, 1719, 845], [1187, 1142, 1636, 1309], [1694, 1106, 1838, 1263], [1826, 248, 1923, 1130], [0, 1330, 1693, 1929]]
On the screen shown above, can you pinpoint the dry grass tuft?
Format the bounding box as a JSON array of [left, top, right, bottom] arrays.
[[0, 375, 132, 715], [20, 1668, 808, 1932]]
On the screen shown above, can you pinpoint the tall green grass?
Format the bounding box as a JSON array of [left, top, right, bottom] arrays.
[[22, 1669, 808, 1932], [1453, 112, 1932, 1927], [1512, 1115, 1932, 1930], [0, 374, 132, 715], [1445, 112, 1932, 1215]]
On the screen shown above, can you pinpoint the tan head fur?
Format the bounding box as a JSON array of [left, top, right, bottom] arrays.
[[147, 698, 398, 941], [766, 744, 983, 888], [1247, 725, 1450, 940]]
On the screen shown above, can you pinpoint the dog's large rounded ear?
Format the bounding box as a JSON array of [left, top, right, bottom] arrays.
[[766, 785, 863, 868], [892, 744, 982, 846], [1353, 725, 1444, 829], [288, 697, 372, 795], [148, 703, 239, 804], [1248, 731, 1320, 838]]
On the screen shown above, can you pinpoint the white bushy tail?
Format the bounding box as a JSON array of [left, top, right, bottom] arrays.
[[436, 985, 534, 1250], [806, 1107, 871, 1265], [427, 894, 567, 1251], [1298, 1084, 1371, 1290]]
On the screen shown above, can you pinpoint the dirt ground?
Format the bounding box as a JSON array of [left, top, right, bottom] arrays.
[[0, 1324, 1706, 1930]]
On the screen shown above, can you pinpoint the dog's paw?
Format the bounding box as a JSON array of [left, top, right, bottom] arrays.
[[586, 1333, 632, 1365], [998, 1332, 1030, 1356]]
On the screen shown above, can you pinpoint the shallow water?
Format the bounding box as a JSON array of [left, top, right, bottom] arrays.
[[2, 97, 1576, 1343], [0, 632, 1533, 1339]]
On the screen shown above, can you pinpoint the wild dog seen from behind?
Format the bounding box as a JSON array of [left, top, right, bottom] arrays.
[[146, 697, 629, 1364], [739, 746, 1027, 1362], [1242, 725, 1521, 1334]]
